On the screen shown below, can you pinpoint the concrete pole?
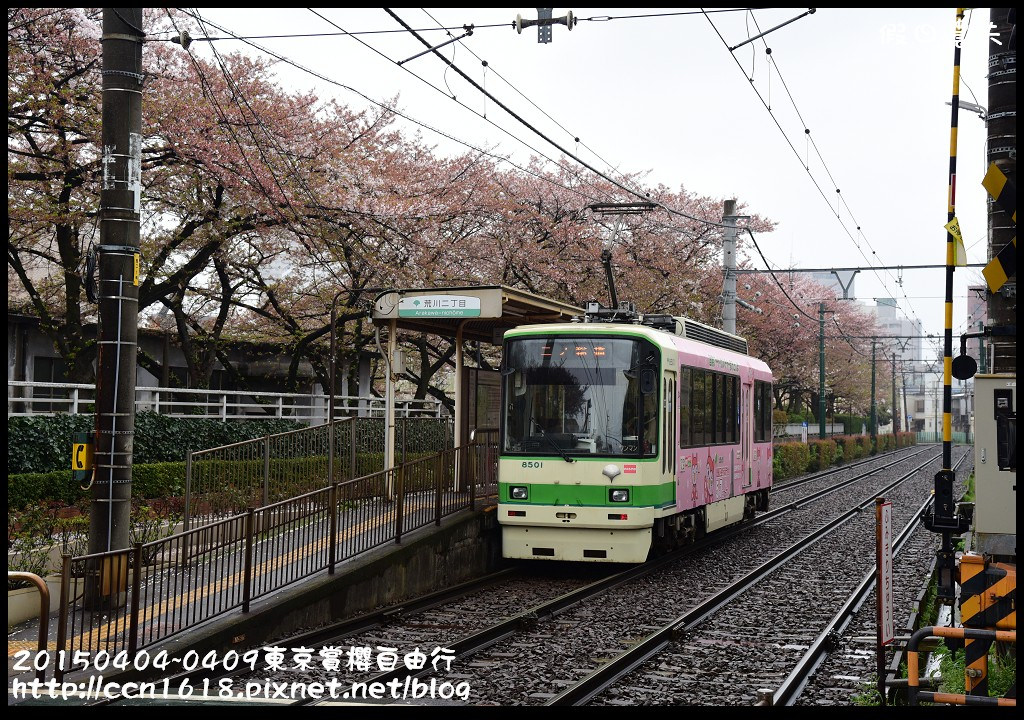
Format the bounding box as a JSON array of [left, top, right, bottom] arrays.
[[870, 339, 877, 442], [892, 353, 899, 433], [89, 9, 144, 568], [819, 303, 826, 439], [722, 199, 738, 334]]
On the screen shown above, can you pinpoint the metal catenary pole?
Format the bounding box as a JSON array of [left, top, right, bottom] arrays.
[[818, 302, 826, 439], [870, 339, 877, 443], [926, 7, 970, 604], [892, 353, 899, 434], [88, 10, 144, 583]]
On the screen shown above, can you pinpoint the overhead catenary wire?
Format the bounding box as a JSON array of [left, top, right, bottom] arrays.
[[704, 9, 927, 331], [176, 10, 600, 210], [381, 8, 745, 234], [306, 8, 607, 208], [416, 8, 634, 196], [156, 8, 758, 42]]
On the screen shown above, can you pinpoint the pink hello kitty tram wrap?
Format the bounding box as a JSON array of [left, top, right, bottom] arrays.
[[498, 308, 773, 562]]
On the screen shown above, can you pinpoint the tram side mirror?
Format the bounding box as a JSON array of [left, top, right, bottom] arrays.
[[640, 369, 657, 395]]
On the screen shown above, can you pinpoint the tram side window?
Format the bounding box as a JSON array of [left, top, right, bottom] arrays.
[[754, 380, 773, 442], [727, 376, 737, 444], [691, 370, 706, 446], [679, 368, 691, 447], [754, 380, 764, 442]]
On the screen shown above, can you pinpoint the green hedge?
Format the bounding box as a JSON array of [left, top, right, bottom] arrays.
[[9, 462, 186, 509], [807, 439, 838, 471], [773, 442, 811, 481], [7, 451, 442, 510], [8, 413, 307, 474], [772, 432, 916, 482]]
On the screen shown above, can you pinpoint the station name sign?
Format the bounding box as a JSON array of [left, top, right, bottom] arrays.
[[398, 295, 481, 318]]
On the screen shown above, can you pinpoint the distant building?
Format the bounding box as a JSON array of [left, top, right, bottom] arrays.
[[966, 285, 988, 370]]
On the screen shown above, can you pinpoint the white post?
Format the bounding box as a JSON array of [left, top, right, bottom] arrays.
[[220, 392, 228, 420], [72, 387, 79, 414]]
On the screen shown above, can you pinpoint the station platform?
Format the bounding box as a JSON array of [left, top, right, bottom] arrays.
[[8, 504, 500, 704]]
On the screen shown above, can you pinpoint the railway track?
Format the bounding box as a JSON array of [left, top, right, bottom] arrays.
[[88, 445, 952, 706], [790, 453, 974, 706], [296, 446, 955, 705], [568, 449, 971, 706]]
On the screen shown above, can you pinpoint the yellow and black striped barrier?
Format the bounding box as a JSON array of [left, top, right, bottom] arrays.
[[907, 625, 1016, 706], [959, 553, 1017, 696]]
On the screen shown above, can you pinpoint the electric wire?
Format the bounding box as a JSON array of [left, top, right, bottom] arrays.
[[706, 9, 926, 330]]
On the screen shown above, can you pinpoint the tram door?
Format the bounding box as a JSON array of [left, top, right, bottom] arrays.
[[741, 381, 752, 488], [663, 371, 676, 480]]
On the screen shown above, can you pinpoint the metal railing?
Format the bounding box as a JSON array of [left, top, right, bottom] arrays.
[[915, 431, 969, 444], [184, 416, 454, 527], [7, 380, 442, 422], [907, 626, 1016, 706], [54, 439, 497, 673], [7, 571, 49, 682]]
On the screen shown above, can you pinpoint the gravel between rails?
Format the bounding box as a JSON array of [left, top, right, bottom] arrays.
[[221, 445, 956, 706], [794, 453, 975, 706], [459, 448, 962, 705], [589, 449, 971, 706]]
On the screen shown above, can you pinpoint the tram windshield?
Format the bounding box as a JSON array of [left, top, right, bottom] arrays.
[[502, 336, 659, 458]]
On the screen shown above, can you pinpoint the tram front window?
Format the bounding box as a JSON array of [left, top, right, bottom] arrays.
[[502, 336, 659, 458]]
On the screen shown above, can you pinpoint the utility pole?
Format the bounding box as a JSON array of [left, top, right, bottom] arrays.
[[902, 365, 910, 436], [721, 199, 747, 335], [89, 8, 144, 601], [892, 353, 899, 433], [870, 339, 877, 443], [818, 302, 827, 439]]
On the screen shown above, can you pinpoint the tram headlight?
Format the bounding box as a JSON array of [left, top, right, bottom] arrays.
[[510, 486, 529, 500], [609, 488, 630, 503]]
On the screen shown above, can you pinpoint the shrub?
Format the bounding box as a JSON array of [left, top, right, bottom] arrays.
[[876, 434, 897, 453], [7, 413, 307, 474], [807, 439, 838, 471], [834, 435, 864, 461], [774, 442, 810, 480], [8, 462, 187, 510], [896, 431, 916, 448], [856, 435, 873, 456]]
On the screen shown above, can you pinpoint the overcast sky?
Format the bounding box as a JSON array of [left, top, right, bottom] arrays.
[[185, 8, 995, 352]]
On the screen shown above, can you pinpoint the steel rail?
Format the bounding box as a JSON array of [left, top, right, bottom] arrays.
[[300, 447, 942, 706], [770, 445, 931, 495], [545, 450, 949, 706], [772, 450, 971, 706]]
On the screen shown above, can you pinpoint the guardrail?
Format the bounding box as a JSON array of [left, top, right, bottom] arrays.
[[184, 416, 454, 526], [54, 437, 498, 677], [7, 571, 49, 682], [7, 380, 442, 422], [907, 626, 1016, 706]]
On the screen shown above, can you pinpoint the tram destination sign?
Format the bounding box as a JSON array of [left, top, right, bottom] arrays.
[[398, 295, 481, 318]]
